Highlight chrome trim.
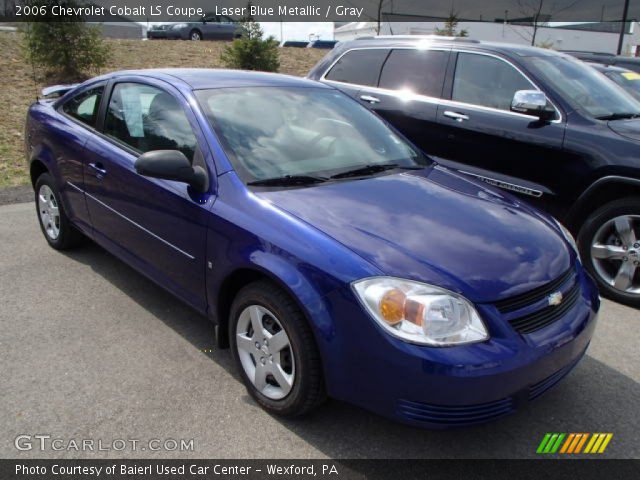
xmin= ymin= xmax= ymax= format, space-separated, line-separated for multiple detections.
xmin=458 ymin=170 xmax=543 ymax=198
xmin=67 ymin=181 xmax=195 ymax=260
xmin=320 ymin=45 xmax=563 ymax=124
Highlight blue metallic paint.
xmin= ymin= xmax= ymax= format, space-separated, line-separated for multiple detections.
xmin=26 ymin=69 xmax=599 ymax=427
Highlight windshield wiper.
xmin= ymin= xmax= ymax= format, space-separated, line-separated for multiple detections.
xmin=247 ymin=175 xmax=327 ymax=187
xmin=595 ymin=112 xmax=640 ymax=120
xmin=329 ymin=163 xmax=422 ymax=180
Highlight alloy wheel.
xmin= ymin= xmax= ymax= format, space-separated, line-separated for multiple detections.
xmin=590 ymin=215 xmax=640 ymax=295
xmin=38 ymin=185 xmax=60 ymax=240
xmin=235 ymin=305 xmax=295 ymax=400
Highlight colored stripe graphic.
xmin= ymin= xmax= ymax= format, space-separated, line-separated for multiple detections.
xmin=538 ymin=433 xmax=613 ymax=454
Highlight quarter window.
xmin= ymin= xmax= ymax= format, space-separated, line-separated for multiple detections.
xmin=452 ymin=53 xmax=533 ymax=111
xmin=379 ymin=49 xmax=448 ymax=97
xmin=61 ymin=87 xmax=103 ymax=127
xmin=103 ymin=83 xmax=197 ymax=161
xmin=325 ymin=49 xmax=389 ymax=87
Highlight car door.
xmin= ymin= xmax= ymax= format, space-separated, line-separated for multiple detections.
xmin=201 ymin=15 xmax=223 ymax=39
xmin=356 ymin=47 xmax=452 ymax=159
xmin=53 ymin=83 xmax=106 ymax=232
xmin=435 ymin=51 xmax=566 ymax=211
xmin=83 ymin=79 xmax=213 ymax=312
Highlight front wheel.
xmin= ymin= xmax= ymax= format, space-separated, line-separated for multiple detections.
xmin=35 ymin=173 xmax=84 ymax=250
xmin=189 ymin=30 xmax=202 ymax=41
xmin=229 ymin=280 xmax=326 ymax=417
xmin=578 ymin=197 xmax=640 ymax=307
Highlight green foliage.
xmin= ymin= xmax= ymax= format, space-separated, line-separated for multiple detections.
xmin=23 ymin=0 xmax=110 ymax=82
xmin=221 ymin=20 xmax=280 ymax=72
xmin=434 ymin=13 xmax=469 ymax=38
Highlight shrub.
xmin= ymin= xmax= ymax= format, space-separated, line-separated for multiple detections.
xmin=23 ymin=0 xmax=110 ymax=82
xmin=221 ymin=21 xmax=280 ymax=72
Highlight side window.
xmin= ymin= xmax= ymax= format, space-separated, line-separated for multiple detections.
xmin=379 ymin=49 xmax=448 ymax=97
xmin=104 ymin=83 xmax=197 ymax=161
xmin=452 ymin=53 xmax=533 ymax=111
xmin=61 ymin=87 xmax=103 ymax=127
xmin=325 ymin=49 xmax=389 ymax=87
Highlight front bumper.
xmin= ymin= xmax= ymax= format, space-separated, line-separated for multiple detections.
xmin=320 ymin=266 xmax=599 ymax=428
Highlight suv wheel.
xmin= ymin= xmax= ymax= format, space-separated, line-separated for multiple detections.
xmin=190 ymin=30 xmax=202 ymax=41
xmin=35 ymin=173 xmax=84 ymax=250
xmin=229 ymin=280 xmax=326 ymax=416
xmin=578 ymin=197 xmax=640 ymax=307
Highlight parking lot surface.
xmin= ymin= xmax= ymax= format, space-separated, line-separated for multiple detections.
xmin=1 ymin=201 xmax=639 ymax=459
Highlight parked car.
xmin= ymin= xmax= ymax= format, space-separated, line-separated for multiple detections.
xmin=166 ymin=14 xmax=241 ymax=41
xmin=309 ymin=36 xmax=640 ymax=307
xmin=26 ymin=69 xmax=598 ymax=427
xmin=146 ymin=24 xmax=170 ymax=40
xmin=281 ymin=40 xmax=308 ymax=48
xmin=564 ymin=50 xmax=640 ymax=73
xmin=307 ymin=40 xmax=338 ymax=49
xmin=590 ymin=63 xmax=640 ymax=101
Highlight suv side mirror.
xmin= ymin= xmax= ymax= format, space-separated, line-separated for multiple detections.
xmin=135 ymin=150 xmax=208 ymax=192
xmin=511 ymin=90 xmax=555 ymax=121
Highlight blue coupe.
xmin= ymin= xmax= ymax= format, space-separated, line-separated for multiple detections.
xmin=25 ymin=69 xmax=599 ymax=427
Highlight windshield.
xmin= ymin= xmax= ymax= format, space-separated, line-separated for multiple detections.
xmin=527 ymin=55 xmax=640 ymax=119
xmin=605 ymin=70 xmax=640 ymax=102
xmin=195 ymin=87 xmax=429 ymax=184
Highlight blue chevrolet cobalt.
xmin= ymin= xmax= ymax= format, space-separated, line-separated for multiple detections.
xmin=26 ymin=69 xmax=599 ymax=427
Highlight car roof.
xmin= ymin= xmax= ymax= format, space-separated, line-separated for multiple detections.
xmin=341 ymin=36 xmax=566 ymax=58
xmin=95 ymin=68 xmax=331 ymax=90
xmin=589 ymin=63 xmax=631 ymax=73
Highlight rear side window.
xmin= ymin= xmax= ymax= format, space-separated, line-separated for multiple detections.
xmin=452 ymin=53 xmax=532 ymax=111
xmin=379 ymin=49 xmax=448 ymax=97
xmin=103 ymin=83 xmax=197 ymax=161
xmin=325 ymin=49 xmax=388 ymax=86
xmin=61 ymin=87 xmax=103 ymax=127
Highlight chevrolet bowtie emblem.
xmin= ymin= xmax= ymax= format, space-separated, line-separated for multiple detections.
xmin=548 ymin=291 xmax=564 ymax=306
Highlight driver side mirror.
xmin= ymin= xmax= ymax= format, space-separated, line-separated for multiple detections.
xmin=135 ymin=150 xmax=208 ymax=193
xmin=511 ymin=90 xmax=556 ymax=121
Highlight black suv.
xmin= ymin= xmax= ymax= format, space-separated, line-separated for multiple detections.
xmin=309 ymin=36 xmax=640 ymax=307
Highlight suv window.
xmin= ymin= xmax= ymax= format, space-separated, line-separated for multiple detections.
xmin=452 ymin=53 xmax=533 ymax=111
xmin=61 ymin=86 xmax=103 ymax=127
xmin=104 ymin=83 xmax=197 ymax=161
xmin=325 ymin=49 xmax=388 ymax=87
xmin=379 ymin=49 xmax=448 ymax=97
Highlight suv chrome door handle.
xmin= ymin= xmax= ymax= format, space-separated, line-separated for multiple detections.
xmin=88 ymin=162 xmax=107 ymax=178
xmin=443 ymin=111 xmax=470 ymax=122
xmin=360 ymin=95 xmax=381 ymax=104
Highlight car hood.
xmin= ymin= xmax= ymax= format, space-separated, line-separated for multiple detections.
xmin=257 ymin=167 xmax=572 ymax=303
xmin=607 ymin=118 xmax=640 ymax=141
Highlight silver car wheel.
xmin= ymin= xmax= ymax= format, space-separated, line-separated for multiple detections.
xmin=591 ymin=215 xmax=640 ymax=294
xmin=38 ymin=185 xmax=60 ymax=240
xmin=190 ymin=32 xmax=201 ymax=41
xmin=235 ymin=305 xmax=295 ymax=400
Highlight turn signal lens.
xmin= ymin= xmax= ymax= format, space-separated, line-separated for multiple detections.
xmin=380 ymin=289 xmax=405 ymax=324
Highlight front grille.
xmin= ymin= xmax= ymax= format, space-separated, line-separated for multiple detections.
xmin=397 ymin=397 xmax=514 ymax=426
xmin=494 ymin=268 xmax=574 ymax=313
xmin=509 ymin=282 xmax=581 ymax=334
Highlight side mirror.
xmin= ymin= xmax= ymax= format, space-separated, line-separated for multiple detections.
xmin=511 ymin=90 xmax=556 ymax=121
xmin=135 ymin=150 xmax=208 ymax=192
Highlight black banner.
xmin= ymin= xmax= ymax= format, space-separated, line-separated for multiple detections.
xmin=2 ymin=459 xmax=640 ymax=480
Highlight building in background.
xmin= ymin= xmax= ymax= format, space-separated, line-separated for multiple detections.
xmin=335 ymin=21 xmax=640 ymax=56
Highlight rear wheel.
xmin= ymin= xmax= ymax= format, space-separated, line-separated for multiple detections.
xmin=578 ymin=197 xmax=640 ymax=307
xmin=35 ymin=173 xmax=84 ymax=250
xmin=229 ymin=280 xmax=326 ymax=416
xmin=189 ymin=29 xmax=202 ymax=41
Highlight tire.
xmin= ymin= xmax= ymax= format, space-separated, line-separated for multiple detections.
xmin=229 ymin=280 xmax=326 ymax=416
xmin=189 ymin=30 xmax=202 ymax=41
xmin=577 ymin=197 xmax=640 ymax=308
xmin=35 ymin=173 xmax=84 ymax=250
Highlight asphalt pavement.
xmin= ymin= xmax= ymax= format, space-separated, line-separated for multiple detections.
xmin=1 ymin=201 xmax=638 ymax=459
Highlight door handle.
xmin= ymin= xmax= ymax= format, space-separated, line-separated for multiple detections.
xmin=443 ymin=111 xmax=470 ymax=122
xmin=360 ymin=95 xmax=381 ymax=104
xmin=88 ymin=162 xmax=107 ymax=178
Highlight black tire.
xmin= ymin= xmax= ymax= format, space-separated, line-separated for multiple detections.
xmin=229 ymin=280 xmax=326 ymax=417
xmin=577 ymin=197 xmax=640 ymax=308
xmin=34 ymin=173 xmax=85 ymax=250
xmin=189 ymin=29 xmax=202 ymax=41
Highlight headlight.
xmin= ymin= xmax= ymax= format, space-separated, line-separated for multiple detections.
xmin=352 ymin=277 xmax=488 ymax=346
xmin=172 ymin=23 xmax=188 ymax=29
xmin=553 ymin=218 xmax=579 ymax=256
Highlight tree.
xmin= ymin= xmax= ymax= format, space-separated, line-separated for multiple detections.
xmin=434 ymin=12 xmax=469 ymax=37
xmin=513 ymin=0 xmax=579 ymax=46
xmin=221 ymin=16 xmax=279 ymax=72
xmin=23 ymin=0 xmax=110 ymax=81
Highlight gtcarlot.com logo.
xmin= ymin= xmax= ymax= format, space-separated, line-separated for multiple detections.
xmin=536 ymin=433 xmax=613 ymax=454
xmin=14 ymin=435 xmax=194 ymax=452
